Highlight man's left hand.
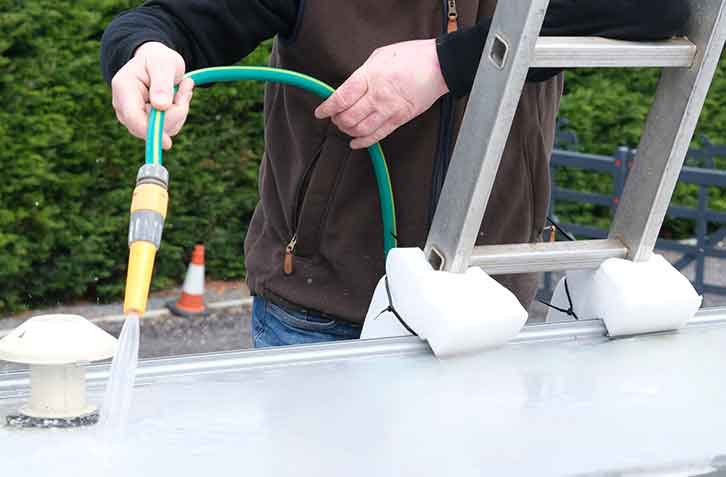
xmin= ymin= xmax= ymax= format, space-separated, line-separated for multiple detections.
xmin=315 ymin=39 xmax=449 ymax=149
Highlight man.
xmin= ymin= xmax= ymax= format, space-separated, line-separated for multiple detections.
xmin=102 ymin=1 xmax=689 ymax=347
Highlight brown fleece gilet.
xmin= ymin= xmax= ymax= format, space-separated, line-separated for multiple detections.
xmin=244 ymin=0 xmax=564 ymax=323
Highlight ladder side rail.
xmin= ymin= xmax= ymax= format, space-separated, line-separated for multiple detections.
xmin=424 ymin=0 xmax=551 ymax=273
xmin=609 ymin=0 xmax=726 ymax=262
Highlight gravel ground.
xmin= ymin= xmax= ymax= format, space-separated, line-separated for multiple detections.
xmin=0 ymin=281 xmax=253 ymax=372
xmin=100 ymin=301 xmax=253 ymax=358
xmin=2 ymin=249 xmax=725 ymax=372
xmin=0 ymin=304 xmax=253 ymax=372
xmin=0 ymin=280 xmax=249 ymax=328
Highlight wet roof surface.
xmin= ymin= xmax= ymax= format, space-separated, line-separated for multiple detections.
xmin=2 ymin=322 xmax=726 ymax=476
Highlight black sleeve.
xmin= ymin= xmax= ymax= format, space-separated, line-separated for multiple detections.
xmin=100 ymin=0 xmax=299 ymax=83
xmin=437 ymin=0 xmax=691 ymax=98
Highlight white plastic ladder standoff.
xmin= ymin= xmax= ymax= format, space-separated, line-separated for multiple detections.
xmin=423 ymin=0 xmax=726 ymax=336
xmin=544 ymin=255 xmax=703 ymax=335
xmin=361 ymin=248 xmax=528 ymax=357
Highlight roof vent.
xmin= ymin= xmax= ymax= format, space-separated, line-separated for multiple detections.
xmin=0 ymin=314 xmax=117 ymax=428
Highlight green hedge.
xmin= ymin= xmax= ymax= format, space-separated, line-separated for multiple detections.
xmin=1 ymin=0 xmax=266 ymax=312
xmin=556 ymin=66 xmax=726 ymax=236
xmin=1 ymin=0 xmax=725 ymax=313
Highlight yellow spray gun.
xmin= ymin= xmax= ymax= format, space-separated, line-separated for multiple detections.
xmin=123 ymin=164 xmax=169 ymax=315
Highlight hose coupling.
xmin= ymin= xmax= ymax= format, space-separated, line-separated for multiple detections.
xmin=123 ymin=164 xmax=170 ymax=314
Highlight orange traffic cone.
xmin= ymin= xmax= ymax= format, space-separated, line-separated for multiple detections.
xmin=167 ymin=244 xmax=209 ymax=317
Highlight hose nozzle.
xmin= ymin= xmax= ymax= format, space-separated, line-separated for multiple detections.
xmin=123 ymin=164 xmax=169 ymax=315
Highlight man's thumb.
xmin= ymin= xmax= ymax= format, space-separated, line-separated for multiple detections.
xmin=145 ymin=47 xmax=185 ymax=110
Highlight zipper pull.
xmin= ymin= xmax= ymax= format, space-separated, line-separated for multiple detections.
xmin=284 ymin=234 xmax=297 ymax=275
xmin=447 ymin=0 xmax=458 ymax=33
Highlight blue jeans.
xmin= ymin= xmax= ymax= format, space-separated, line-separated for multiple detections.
xmin=251 ymin=296 xmax=362 ymax=348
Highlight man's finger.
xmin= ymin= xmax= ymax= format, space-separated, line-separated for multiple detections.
xmin=315 ymin=71 xmax=368 ymax=119
xmin=346 ymin=111 xmax=387 ymax=138
xmin=118 ymin=104 xmax=148 ymax=139
xmin=121 ymin=110 xmax=148 ymax=141
xmin=162 ymin=133 xmax=173 ymax=150
xmin=146 ymin=54 xmax=183 ymax=111
xmin=164 ymin=80 xmax=194 ymax=136
xmin=116 ymin=108 xmax=143 ymax=141
xmin=331 ymin=94 xmax=376 ymax=130
xmin=350 ymin=120 xmax=400 ymax=150
xmin=177 ymin=77 xmax=195 ymax=96
xmin=113 ymin=80 xmax=149 ymax=139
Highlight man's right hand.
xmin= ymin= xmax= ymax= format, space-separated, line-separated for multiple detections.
xmin=111 ymin=42 xmax=194 ymax=150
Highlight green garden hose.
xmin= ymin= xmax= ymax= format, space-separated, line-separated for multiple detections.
xmin=145 ymin=66 xmax=398 ymax=255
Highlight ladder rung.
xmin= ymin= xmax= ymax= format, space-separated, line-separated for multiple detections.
xmin=469 ymin=239 xmax=628 ymax=275
xmin=532 ymin=37 xmax=697 ymax=68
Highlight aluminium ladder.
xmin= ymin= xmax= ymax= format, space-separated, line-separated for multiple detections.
xmin=424 ymin=0 xmax=726 ymax=277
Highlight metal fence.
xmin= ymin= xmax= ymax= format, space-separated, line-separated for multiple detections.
xmin=544 ymin=134 xmax=726 ymax=296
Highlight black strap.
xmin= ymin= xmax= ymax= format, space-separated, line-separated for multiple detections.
xmin=538 ymin=278 xmax=580 ymax=321
xmin=374 ymin=276 xmax=419 ymax=337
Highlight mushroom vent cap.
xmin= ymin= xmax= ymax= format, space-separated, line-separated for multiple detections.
xmin=0 ymin=314 xmax=117 ymax=365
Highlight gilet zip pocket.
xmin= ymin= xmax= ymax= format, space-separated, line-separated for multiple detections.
xmin=284 ymin=234 xmax=297 ymax=275
xmin=283 ymin=132 xmax=351 ymax=275
xmin=284 ymin=140 xmax=323 ymax=276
